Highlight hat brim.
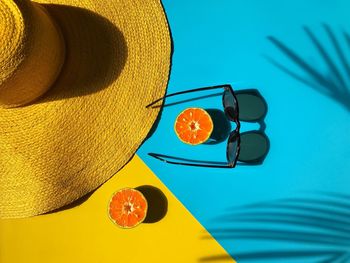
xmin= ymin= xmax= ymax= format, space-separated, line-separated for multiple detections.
xmin=0 ymin=0 xmax=171 ymax=218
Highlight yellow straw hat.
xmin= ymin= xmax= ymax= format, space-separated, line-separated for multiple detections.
xmin=0 ymin=0 xmax=171 ymax=218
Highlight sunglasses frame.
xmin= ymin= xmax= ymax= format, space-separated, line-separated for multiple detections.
xmin=146 ymin=84 xmax=242 ymax=168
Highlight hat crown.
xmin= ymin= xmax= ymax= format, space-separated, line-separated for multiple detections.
xmin=0 ymin=0 xmax=65 ymax=108
xmin=0 ymin=0 xmax=28 ymax=86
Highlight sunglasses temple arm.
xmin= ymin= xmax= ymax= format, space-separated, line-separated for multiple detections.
xmin=145 ymin=84 xmax=232 ymax=108
xmin=148 ymin=153 xmax=232 ymax=168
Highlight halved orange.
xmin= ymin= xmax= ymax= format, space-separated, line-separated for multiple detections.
xmin=174 ymin=107 xmax=213 ymax=145
xmin=108 ymin=188 xmax=148 ymax=229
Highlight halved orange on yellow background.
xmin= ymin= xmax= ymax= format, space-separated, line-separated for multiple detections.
xmin=108 ymin=188 xmax=148 ymax=229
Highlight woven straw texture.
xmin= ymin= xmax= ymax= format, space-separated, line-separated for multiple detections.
xmin=0 ymin=0 xmax=171 ymax=218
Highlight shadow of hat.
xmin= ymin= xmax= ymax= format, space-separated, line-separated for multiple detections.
xmin=38 ymin=4 xmax=127 ymax=103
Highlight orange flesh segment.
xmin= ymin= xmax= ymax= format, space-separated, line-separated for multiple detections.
xmin=174 ymin=108 xmax=213 ymax=145
xmin=108 ymin=188 xmax=148 ymax=228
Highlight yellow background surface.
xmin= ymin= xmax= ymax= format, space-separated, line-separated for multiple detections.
xmin=0 ymin=156 xmax=234 ymax=263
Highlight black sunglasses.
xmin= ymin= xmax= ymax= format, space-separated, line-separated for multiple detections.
xmin=146 ymin=84 xmax=268 ymax=168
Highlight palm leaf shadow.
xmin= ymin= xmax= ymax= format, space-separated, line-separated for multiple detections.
xmin=266 ymin=24 xmax=350 ymax=111
xmin=200 ymin=193 xmax=350 ymax=262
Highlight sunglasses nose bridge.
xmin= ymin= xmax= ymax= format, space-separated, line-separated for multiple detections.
xmin=235 ymin=119 xmax=241 ymax=131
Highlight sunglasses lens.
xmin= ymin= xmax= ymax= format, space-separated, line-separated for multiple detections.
xmin=238 ymin=132 xmax=269 ymax=163
xmin=223 ymin=89 xmax=238 ymax=120
xmin=227 ymin=132 xmax=239 ymax=165
xmin=236 ymin=92 xmax=267 ymax=121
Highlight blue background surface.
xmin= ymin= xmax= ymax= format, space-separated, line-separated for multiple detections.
xmin=138 ymin=0 xmax=350 ymax=262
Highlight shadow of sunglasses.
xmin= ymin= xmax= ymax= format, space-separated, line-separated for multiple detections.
xmin=235 ymin=89 xmax=268 ymax=122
